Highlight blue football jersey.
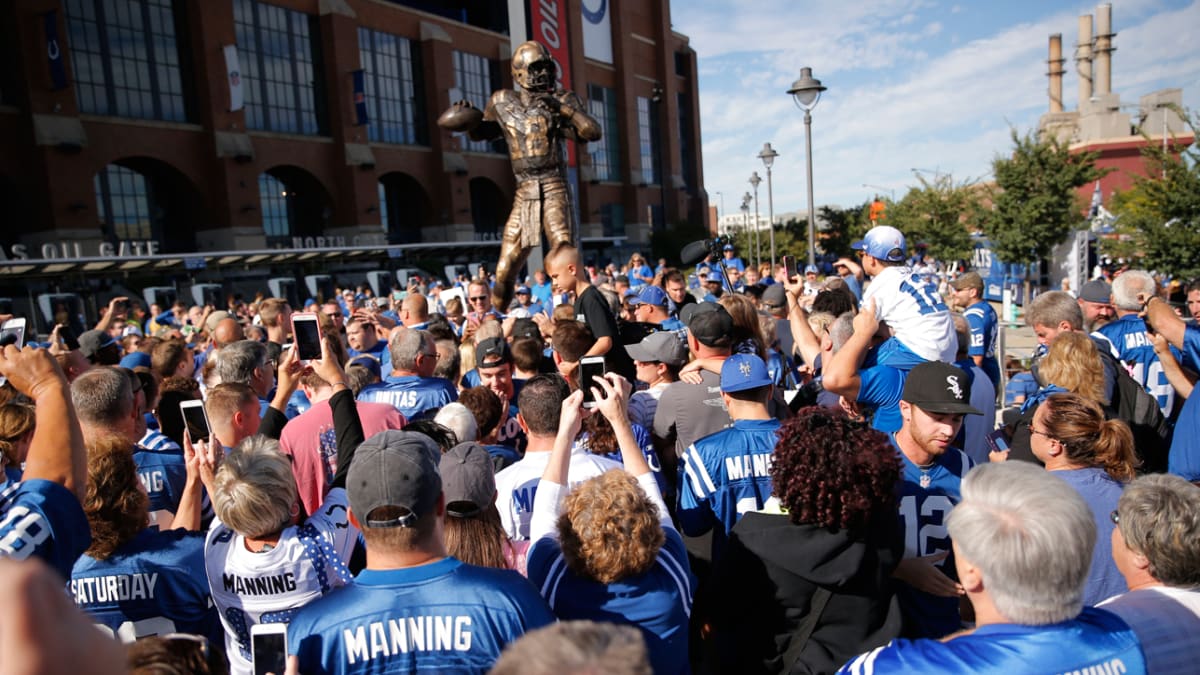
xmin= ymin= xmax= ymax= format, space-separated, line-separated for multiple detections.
xmin=71 ymin=528 xmax=221 ymax=644
xmin=0 ymin=479 xmax=90 ymax=580
xmin=357 ymin=376 xmax=457 ymax=421
xmin=287 ymin=558 xmax=555 ymax=674
xmin=1169 ymin=326 xmax=1200 ymax=480
xmin=1096 ymin=315 xmax=1181 ymax=415
xmin=679 ymin=419 xmax=781 ymax=560
xmin=493 ymin=403 xmax=527 ymax=452
xmin=891 ymin=434 xmax=974 ymax=638
xmin=132 ymin=443 xmax=188 ymax=529
xmin=858 ymin=365 xmax=905 ymax=433
xmin=839 ymin=607 xmax=1146 ymax=675
xmin=583 ymin=422 xmax=671 ymax=505
xmin=964 ymin=300 xmax=1001 ymax=388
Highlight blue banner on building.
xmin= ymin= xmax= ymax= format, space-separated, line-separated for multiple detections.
xmin=352 ymin=69 xmax=368 ymax=126
xmin=45 ymin=11 xmax=67 ymax=91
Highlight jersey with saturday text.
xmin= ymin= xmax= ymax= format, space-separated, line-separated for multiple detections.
xmin=205 ymin=488 xmax=358 ymax=675
xmin=71 ymin=528 xmax=221 ymax=645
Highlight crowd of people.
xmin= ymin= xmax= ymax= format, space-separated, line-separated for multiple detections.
xmin=1 ymin=228 xmax=1198 ymax=674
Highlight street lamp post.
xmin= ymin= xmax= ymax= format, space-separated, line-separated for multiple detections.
xmin=749 ymin=172 xmax=762 ymax=271
xmin=758 ymin=142 xmax=779 ymax=268
xmin=740 ymin=197 xmax=750 ymax=252
xmin=715 ymin=190 xmax=724 ymax=232
xmin=788 ymin=67 xmax=826 ymax=268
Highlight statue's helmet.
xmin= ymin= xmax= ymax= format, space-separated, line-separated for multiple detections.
xmin=512 ymin=41 xmax=555 ymax=92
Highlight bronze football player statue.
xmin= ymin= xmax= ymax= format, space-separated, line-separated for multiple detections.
xmin=438 ymin=41 xmax=601 ymax=311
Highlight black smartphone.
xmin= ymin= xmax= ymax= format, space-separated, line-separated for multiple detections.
xmin=58 ymin=323 xmax=80 ymax=351
xmin=580 ymin=356 xmax=606 ymax=408
xmin=781 ymin=255 xmax=797 ymax=279
xmin=292 ymin=313 xmax=321 ymax=361
xmin=986 ymin=428 xmax=1010 ymax=454
xmin=180 ymin=400 xmax=211 ymax=444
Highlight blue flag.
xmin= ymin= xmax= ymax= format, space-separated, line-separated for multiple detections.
xmin=352 ymin=69 xmax=368 ymax=126
xmin=45 ymin=11 xmax=67 ymax=91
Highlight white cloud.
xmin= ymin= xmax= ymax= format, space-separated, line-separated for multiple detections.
xmin=679 ymin=0 xmax=1200 ymax=215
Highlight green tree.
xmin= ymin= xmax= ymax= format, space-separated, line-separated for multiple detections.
xmin=1102 ymin=114 xmax=1200 ymax=278
xmin=886 ymin=174 xmax=978 ymax=264
xmin=981 ymin=129 xmax=1107 ymax=266
xmin=818 ymin=201 xmax=872 ymax=258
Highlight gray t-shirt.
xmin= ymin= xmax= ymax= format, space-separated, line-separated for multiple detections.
xmin=653 ymin=370 xmax=732 ymax=459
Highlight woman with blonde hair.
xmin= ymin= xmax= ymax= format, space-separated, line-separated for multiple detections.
xmin=1003 ymin=331 xmax=1107 ymax=464
xmin=1027 ymin=392 xmax=1136 ymax=604
xmin=527 ymin=375 xmax=693 ymax=675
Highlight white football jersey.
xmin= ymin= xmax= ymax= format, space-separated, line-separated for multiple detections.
xmin=204 ymin=488 xmax=358 ymax=675
xmin=864 ymin=266 xmax=957 ymax=363
xmin=494 ymin=448 xmax=621 ymax=541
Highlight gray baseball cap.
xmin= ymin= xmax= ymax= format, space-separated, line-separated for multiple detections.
xmin=439 ymin=442 xmax=496 ymax=518
xmin=347 ymin=431 xmax=442 ymax=528
xmin=625 ymin=331 xmax=688 ymax=367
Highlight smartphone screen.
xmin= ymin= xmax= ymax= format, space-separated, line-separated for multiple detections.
xmin=579 ymin=358 xmax=606 ymax=406
xmin=0 ymin=319 xmax=25 ymax=348
xmin=180 ymin=401 xmax=210 ymax=444
xmin=251 ymin=627 xmax=287 ymax=675
xmin=781 ymin=256 xmax=797 ymax=279
xmin=986 ymin=428 xmax=1010 ymax=454
xmin=292 ymin=313 xmax=321 ymax=360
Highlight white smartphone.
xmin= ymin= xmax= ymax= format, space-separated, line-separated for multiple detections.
xmin=0 ymin=318 xmax=26 ymax=388
xmin=0 ymin=318 xmax=25 ymax=349
xmin=250 ymin=622 xmax=287 ymax=675
xmin=579 ymin=356 xmax=607 ymax=409
xmin=179 ymin=400 xmax=211 ymax=444
xmin=291 ymin=312 xmax=321 ymax=361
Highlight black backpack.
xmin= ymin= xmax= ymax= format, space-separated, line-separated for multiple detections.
xmin=1100 ymin=350 xmax=1172 ymax=473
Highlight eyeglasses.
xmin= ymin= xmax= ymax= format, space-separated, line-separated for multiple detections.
xmin=469 ymin=296 xmax=488 ymax=303
xmin=1029 ymin=427 xmax=1054 ymax=440
xmin=1109 ymin=509 xmax=1121 ymax=525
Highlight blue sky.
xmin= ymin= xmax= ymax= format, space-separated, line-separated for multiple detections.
xmin=672 ymin=0 xmax=1200 ymax=218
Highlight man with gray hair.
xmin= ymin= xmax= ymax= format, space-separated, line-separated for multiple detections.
xmin=72 ymin=367 xmax=184 ymax=528
xmin=356 ymin=328 xmax=456 ymax=420
xmin=840 ymin=462 xmax=1147 ymax=674
xmin=215 ymin=339 xmax=275 ymax=410
xmin=1100 ymin=474 xmax=1200 ymax=672
xmin=1097 ymin=270 xmax=1182 ymax=416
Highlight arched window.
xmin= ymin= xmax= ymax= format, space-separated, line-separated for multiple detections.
xmin=259 ymin=173 xmax=293 ymax=244
xmin=95 ymin=164 xmax=152 ymax=241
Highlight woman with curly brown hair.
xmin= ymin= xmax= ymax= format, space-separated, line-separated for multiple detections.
xmin=712 ymin=406 xmax=904 ymax=674
xmin=526 ymin=374 xmax=694 ymax=675
xmin=69 ymin=435 xmax=221 ymax=644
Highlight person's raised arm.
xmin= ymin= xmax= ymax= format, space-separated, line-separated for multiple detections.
xmin=169 ymin=431 xmax=217 ymax=531
xmin=822 ymin=299 xmax=878 ymax=398
xmin=93 ymin=296 xmax=127 ymax=333
xmin=323 ymin=337 xmax=364 ymax=490
xmin=784 ymin=272 xmax=822 ymax=367
xmin=0 ymin=346 xmax=85 ymax=501
xmin=530 ymin=389 xmax=588 ymax=543
xmin=1153 ymin=333 xmax=1195 ymax=400
xmin=595 ymin=374 xmax=671 ymax=528
xmin=1143 ymin=295 xmax=1187 ymax=351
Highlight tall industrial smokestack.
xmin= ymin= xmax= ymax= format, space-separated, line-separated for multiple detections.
xmin=1094 ymin=3 xmax=1114 ymax=97
xmin=1048 ymin=34 xmax=1065 ymax=113
xmin=1077 ymin=14 xmax=1093 ymax=108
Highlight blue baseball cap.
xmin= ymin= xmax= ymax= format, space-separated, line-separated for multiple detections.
xmin=119 ymin=351 xmax=152 ymax=369
xmin=629 ymin=285 xmax=669 ymax=307
xmin=723 ymin=244 xmax=735 ymax=251
xmin=720 ymin=353 xmax=773 ymax=392
xmin=804 ymin=264 xmax=819 ymax=274
xmin=516 ymin=285 xmax=531 ymax=295
xmin=851 ymin=225 xmax=907 ymax=262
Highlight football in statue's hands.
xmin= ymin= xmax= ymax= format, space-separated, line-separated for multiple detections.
xmin=438 ymin=104 xmax=483 ymax=131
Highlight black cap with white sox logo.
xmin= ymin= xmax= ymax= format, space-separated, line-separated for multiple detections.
xmin=901 ymin=361 xmax=983 ymax=416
